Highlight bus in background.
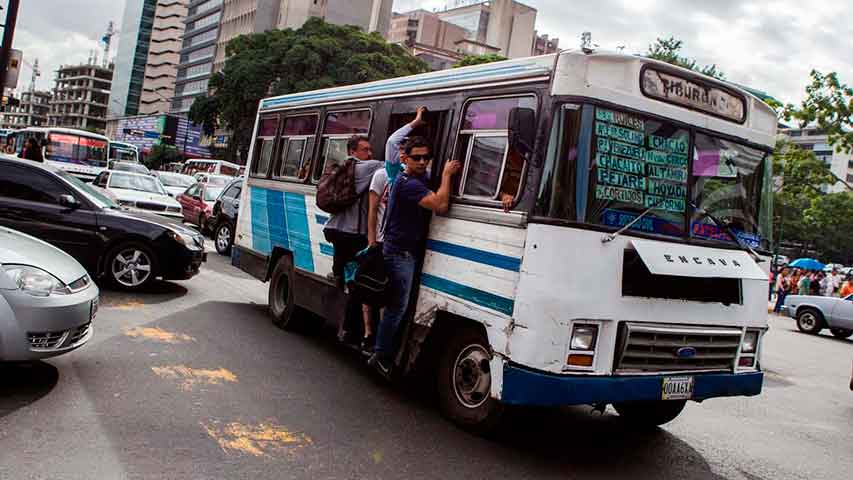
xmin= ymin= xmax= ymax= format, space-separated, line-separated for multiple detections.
xmin=232 ymin=50 xmax=776 ymax=432
xmin=108 ymin=141 xmax=140 ymax=163
xmin=182 ymin=158 xmax=241 ymax=177
xmin=9 ymin=127 xmax=109 ymax=181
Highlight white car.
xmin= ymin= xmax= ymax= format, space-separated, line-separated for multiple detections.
xmin=154 ymin=171 xmax=197 ymax=197
xmin=92 ymin=170 xmax=182 ymax=219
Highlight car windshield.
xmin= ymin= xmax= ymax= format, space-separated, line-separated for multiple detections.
xmin=159 ymin=173 xmax=195 ymax=188
xmin=109 ymin=172 xmax=166 ymax=195
xmin=205 ymin=176 xmax=230 ymax=186
xmin=113 ymin=162 xmax=150 ymax=175
xmin=54 ymin=169 xmax=118 ymax=209
xmin=203 ymin=187 xmax=223 ymax=201
xmin=535 ymin=104 xmax=774 ymax=251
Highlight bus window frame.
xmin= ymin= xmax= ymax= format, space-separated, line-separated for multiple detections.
xmin=450 ymin=93 xmax=539 ymax=209
xmin=250 ymin=114 xmax=281 ymax=179
xmin=271 ymin=112 xmax=320 ymax=183
xmin=310 ymin=107 xmax=373 ymax=184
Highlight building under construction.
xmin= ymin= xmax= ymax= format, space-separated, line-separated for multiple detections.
xmin=0 ymin=90 xmax=52 ymax=129
xmin=47 ymin=62 xmax=114 ymax=134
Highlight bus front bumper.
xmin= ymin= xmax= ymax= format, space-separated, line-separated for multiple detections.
xmin=500 ymin=364 xmax=763 ymax=406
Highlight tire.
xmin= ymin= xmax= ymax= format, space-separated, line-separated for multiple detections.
xmin=796 ymin=308 xmax=824 ymax=334
xmin=436 ymin=327 xmax=504 ymax=434
xmin=198 ymin=214 xmax=208 ymax=236
xmin=105 ymin=242 xmax=157 ymax=291
xmin=830 ymin=328 xmax=853 ymax=339
xmin=613 ymin=400 xmax=687 ymax=427
xmin=214 ymin=222 xmax=234 ymax=256
xmin=268 ymin=256 xmax=298 ymax=330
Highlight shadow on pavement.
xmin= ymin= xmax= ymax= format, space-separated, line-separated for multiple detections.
xmin=98 ymin=280 xmax=188 ymax=308
xmin=0 ymin=362 xmax=59 ymax=419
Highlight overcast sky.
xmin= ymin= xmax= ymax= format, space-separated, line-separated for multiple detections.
xmin=8 ymin=0 xmax=853 ymax=106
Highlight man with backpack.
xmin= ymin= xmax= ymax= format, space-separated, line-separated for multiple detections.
xmin=319 ymin=135 xmax=383 ymax=345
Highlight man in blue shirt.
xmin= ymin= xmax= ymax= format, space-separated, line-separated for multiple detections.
xmin=368 ymin=137 xmax=461 ymax=374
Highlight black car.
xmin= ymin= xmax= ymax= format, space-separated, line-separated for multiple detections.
xmin=210 ymin=177 xmax=242 ymax=256
xmin=0 ymin=156 xmax=206 ymax=291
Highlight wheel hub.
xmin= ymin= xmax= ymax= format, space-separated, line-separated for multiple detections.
xmin=453 ymin=344 xmax=491 ymax=409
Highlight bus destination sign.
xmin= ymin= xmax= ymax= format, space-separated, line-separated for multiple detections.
xmin=641 ymin=67 xmax=746 ymax=123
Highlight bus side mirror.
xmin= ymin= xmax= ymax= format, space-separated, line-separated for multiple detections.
xmin=508 ymin=107 xmax=536 ymax=158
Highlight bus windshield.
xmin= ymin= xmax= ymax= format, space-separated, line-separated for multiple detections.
xmin=46 ymin=133 xmax=108 ymax=167
xmin=110 ymin=146 xmax=138 ymax=163
xmin=536 ymin=104 xmax=773 ymax=251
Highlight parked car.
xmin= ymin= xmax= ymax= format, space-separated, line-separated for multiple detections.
xmin=93 ymin=170 xmax=183 ymax=219
xmin=0 ymin=155 xmax=206 ymax=291
xmin=193 ymin=173 xmax=232 ymax=186
xmin=108 ymin=161 xmax=151 ymax=176
xmin=782 ymin=294 xmax=853 ymax=338
xmin=154 ymin=171 xmax=197 ymax=197
xmin=211 ymin=178 xmax=242 ymax=255
xmin=0 ymin=226 xmax=98 ymax=361
xmin=178 ymin=182 xmax=224 ymax=234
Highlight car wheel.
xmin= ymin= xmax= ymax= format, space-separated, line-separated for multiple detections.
xmin=829 ymin=328 xmax=853 ymax=339
xmin=198 ymin=214 xmax=208 ymax=236
xmin=612 ymin=400 xmax=687 ymax=427
xmin=268 ymin=256 xmax=300 ymax=330
xmin=106 ymin=242 xmax=157 ymax=291
xmin=796 ymin=308 xmax=824 ymax=334
xmin=215 ymin=222 xmax=234 ymax=256
xmin=436 ymin=327 xmax=504 ymax=434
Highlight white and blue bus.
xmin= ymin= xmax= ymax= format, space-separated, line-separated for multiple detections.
xmin=9 ymin=127 xmax=110 ymax=181
xmin=231 ymin=50 xmax=776 ymax=431
xmin=108 ymin=141 xmax=141 ymax=164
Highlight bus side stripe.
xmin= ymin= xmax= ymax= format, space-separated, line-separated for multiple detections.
xmin=315 ymin=214 xmax=329 ymax=225
xmin=284 ymin=192 xmax=315 ymax=272
xmin=421 ymin=273 xmax=515 ymax=316
xmin=319 ymin=243 xmax=334 ymax=256
xmin=426 ymin=239 xmax=521 ymax=272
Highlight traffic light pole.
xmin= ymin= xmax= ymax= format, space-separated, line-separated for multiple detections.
xmin=0 ymin=0 xmax=21 ymax=89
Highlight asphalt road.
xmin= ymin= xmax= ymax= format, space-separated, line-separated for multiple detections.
xmin=1 ymin=250 xmax=850 ymax=480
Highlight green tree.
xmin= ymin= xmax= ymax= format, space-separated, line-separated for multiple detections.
xmin=804 ymin=192 xmax=853 ymax=264
xmin=783 ymin=70 xmax=853 ymax=155
xmin=143 ymin=144 xmax=181 ymax=171
xmin=646 ymin=37 xmax=724 ymax=79
xmin=453 ymin=54 xmax=508 ymax=68
xmin=189 ymin=18 xmax=428 ymax=162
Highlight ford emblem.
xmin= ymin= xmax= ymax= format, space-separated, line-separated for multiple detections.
xmin=676 ymin=347 xmax=697 ymax=358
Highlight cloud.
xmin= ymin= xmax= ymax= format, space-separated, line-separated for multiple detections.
xmin=392 ymin=0 xmax=853 ymax=105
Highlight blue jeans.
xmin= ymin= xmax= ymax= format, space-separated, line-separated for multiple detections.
xmin=773 ymin=289 xmax=787 ymax=313
xmin=374 ymin=250 xmax=416 ymax=361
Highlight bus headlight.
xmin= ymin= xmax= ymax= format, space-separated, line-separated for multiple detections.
xmin=741 ymin=329 xmax=759 ymax=354
xmin=570 ymin=324 xmax=598 ymax=351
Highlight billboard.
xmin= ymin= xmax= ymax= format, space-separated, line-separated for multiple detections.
xmin=112 ymin=114 xmax=211 ymax=158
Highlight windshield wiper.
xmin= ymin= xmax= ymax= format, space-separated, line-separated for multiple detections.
xmin=690 ymin=202 xmax=764 ymax=263
xmin=601 ymin=196 xmax=669 ymax=244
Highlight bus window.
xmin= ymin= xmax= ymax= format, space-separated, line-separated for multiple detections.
xmin=273 ymin=114 xmax=318 ymax=181
xmin=250 ymin=116 xmax=279 ymax=178
xmin=312 ymin=109 xmax=371 ymax=182
xmin=534 ymin=104 xmax=584 ymax=221
xmin=454 ymin=96 xmax=536 ymax=203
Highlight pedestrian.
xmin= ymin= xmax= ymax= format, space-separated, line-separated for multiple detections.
xmin=827 ymin=268 xmax=842 ymax=296
xmin=21 ymin=137 xmax=43 ymax=163
xmin=368 ymin=137 xmax=461 ymax=375
xmin=773 ymin=268 xmax=789 ymax=313
xmin=820 ymin=271 xmax=834 ymax=296
xmin=321 ymin=135 xmax=383 ymax=347
xmin=810 ymin=272 xmax=822 ymax=296
xmin=841 ymin=276 xmax=853 ymax=298
xmin=797 ymin=271 xmax=811 ymax=296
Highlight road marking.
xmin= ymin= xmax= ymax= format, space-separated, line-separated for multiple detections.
xmin=201 ymin=420 xmax=313 ymax=457
xmin=125 ymin=326 xmax=196 ymax=344
xmin=108 ymin=300 xmax=145 ymax=310
xmin=151 ymin=365 xmax=238 ymax=391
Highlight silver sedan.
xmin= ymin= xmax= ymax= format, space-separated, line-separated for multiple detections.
xmin=0 ymin=226 xmax=98 ymax=361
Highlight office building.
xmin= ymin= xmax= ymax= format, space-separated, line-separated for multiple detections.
xmin=532 ymin=33 xmax=559 ymax=56
xmin=140 ymin=0 xmax=189 ymax=115
xmin=0 ymin=90 xmax=52 ymax=129
xmin=781 ymin=126 xmax=853 ymax=193
xmin=437 ymin=0 xmax=537 ymax=59
xmin=171 ymin=0 xmax=224 ymax=113
xmin=110 ymin=0 xmax=158 ymax=117
xmin=48 ymin=63 xmax=114 ymax=134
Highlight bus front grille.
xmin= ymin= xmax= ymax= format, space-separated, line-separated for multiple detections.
xmin=614 ymin=322 xmax=741 ymax=373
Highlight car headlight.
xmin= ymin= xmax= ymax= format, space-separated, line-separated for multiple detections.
xmin=741 ymin=329 xmax=759 ymax=354
xmin=570 ymin=324 xmax=598 ymax=351
xmin=3 ymin=265 xmax=71 ymax=297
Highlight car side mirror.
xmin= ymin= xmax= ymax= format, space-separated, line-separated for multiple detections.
xmin=59 ymin=194 xmax=80 ymax=209
xmin=508 ymin=107 xmax=536 ymax=159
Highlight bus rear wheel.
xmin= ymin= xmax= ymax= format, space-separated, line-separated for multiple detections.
xmin=436 ymin=328 xmax=504 ymax=434
xmin=268 ymin=256 xmax=298 ymax=330
xmin=612 ymin=400 xmax=686 ymax=427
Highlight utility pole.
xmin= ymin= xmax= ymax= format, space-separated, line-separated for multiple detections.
xmin=0 ymin=0 xmax=20 ymax=89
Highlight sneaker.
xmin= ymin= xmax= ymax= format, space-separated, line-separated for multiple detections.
xmin=367 ymin=353 xmax=391 ymax=378
xmin=360 ymin=334 xmax=375 ymax=354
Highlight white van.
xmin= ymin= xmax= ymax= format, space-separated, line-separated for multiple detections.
xmin=182 ymin=159 xmax=241 ymax=177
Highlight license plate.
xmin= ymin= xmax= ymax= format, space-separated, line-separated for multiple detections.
xmin=662 ymin=376 xmax=694 ymax=400
xmin=90 ymin=297 xmax=99 ymax=320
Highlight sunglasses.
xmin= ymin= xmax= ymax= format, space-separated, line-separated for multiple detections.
xmin=407 ymin=154 xmax=432 ymax=162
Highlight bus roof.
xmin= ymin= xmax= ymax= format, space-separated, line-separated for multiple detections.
xmin=14 ymin=126 xmax=109 ymax=140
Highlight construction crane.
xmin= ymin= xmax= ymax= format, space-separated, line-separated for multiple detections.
xmin=101 ymin=21 xmax=115 ymax=68
xmin=20 ymin=57 xmax=39 ymax=92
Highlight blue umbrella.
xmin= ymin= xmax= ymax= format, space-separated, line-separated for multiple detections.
xmin=788 ymin=258 xmax=825 ymax=271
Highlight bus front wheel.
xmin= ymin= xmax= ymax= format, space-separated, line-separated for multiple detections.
xmin=436 ymin=328 xmax=504 ymax=434
xmin=612 ymin=400 xmax=686 ymax=427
